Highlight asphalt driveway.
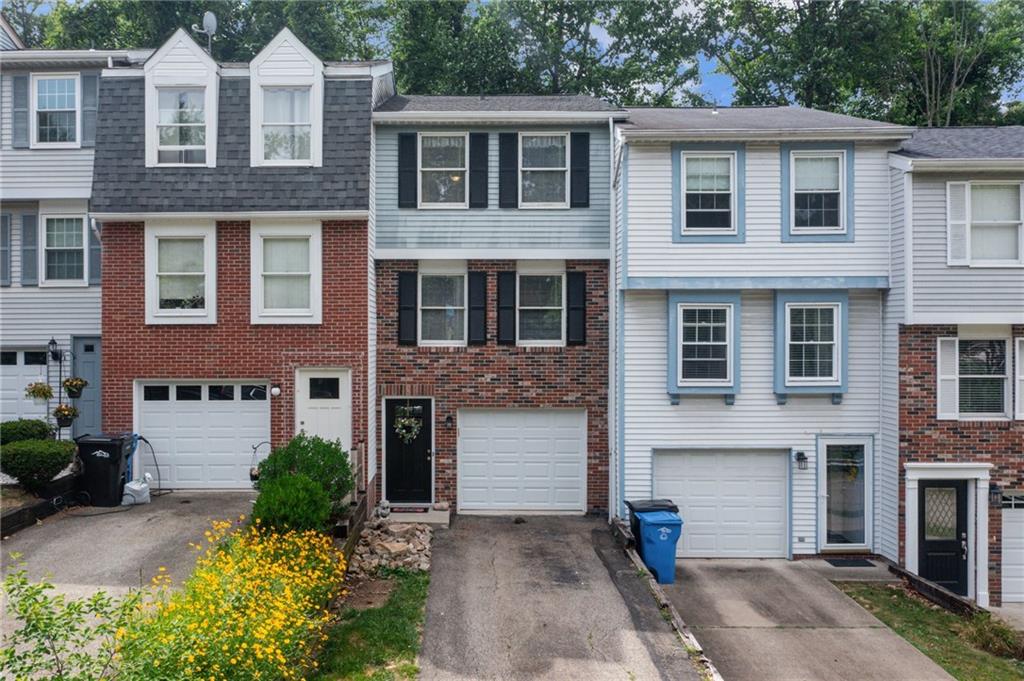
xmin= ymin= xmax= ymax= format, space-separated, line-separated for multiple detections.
xmin=1 ymin=491 xmax=254 ymax=601
xmin=664 ymin=559 xmax=953 ymax=681
xmin=419 ymin=515 xmax=700 ymax=681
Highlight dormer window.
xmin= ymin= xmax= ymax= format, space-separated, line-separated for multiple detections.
xmin=157 ymin=89 xmax=206 ymax=164
xmin=261 ymin=87 xmax=311 ymax=162
xmin=32 ymin=74 xmax=79 ymax=148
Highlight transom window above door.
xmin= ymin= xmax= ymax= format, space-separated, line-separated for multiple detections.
xmin=683 ymin=154 xmax=735 ymax=233
xmin=250 ymin=223 xmax=322 ymax=324
xmin=418 ymin=134 xmax=468 ymax=208
xmin=937 ymin=337 xmax=1010 ymax=419
xmin=41 ymin=216 xmax=86 ymax=284
xmin=157 ymin=88 xmax=206 ymax=165
xmin=419 ymin=272 xmax=466 ymax=345
xmin=33 ymin=74 xmax=78 ymax=147
xmin=792 ymin=152 xmax=844 ymax=232
xmin=262 ymin=87 xmax=312 ymax=162
xmin=520 ymin=133 xmax=569 ymax=208
xmin=517 ymin=272 xmax=565 ymax=345
xmin=144 ymin=222 xmax=217 ymax=324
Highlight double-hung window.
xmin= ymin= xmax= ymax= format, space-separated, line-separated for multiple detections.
xmin=418 ymin=271 xmax=467 ymax=345
xmin=418 ymin=133 xmax=467 ymax=208
xmin=145 ymin=223 xmax=216 ymax=324
xmin=786 ymin=303 xmax=840 ymax=385
xmin=683 ymin=154 xmax=735 ymax=233
xmin=947 ymin=182 xmax=1023 ymax=266
xmin=791 ymin=151 xmax=844 ymax=233
xmin=262 ymin=87 xmax=311 ymax=163
xmin=156 ymin=89 xmax=206 ymax=164
xmin=40 ymin=216 xmax=86 ymax=285
xmin=250 ymin=223 xmax=322 ymax=324
xmin=517 ymin=272 xmax=565 ymax=345
xmin=678 ymin=304 xmax=732 ymax=385
xmin=520 ymin=133 xmax=569 ymax=208
xmin=938 ymin=338 xmax=1010 ymax=419
xmin=32 ymin=74 xmax=79 ymax=147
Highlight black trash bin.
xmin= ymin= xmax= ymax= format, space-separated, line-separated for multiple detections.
xmin=624 ymin=499 xmax=679 ymax=558
xmin=76 ymin=433 xmax=133 ymax=507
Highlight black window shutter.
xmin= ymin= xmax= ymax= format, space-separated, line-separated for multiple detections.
xmin=566 ymin=271 xmax=586 ymax=345
xmin=12 ymin=75 xmax=29 ymax=149
xmin=397 ymin=271 xmax=418 ymax=345
xmin=88 ymin=220 xmax=101 ymax=285
xmin=469 ymin=133 xmax=489 ymax=208
xmin=81 ymin=73 xmax=99 ymax=148
xmin=0 ymin=214 xmax=11 ymax=287
xmin=468 ymin=271 xmax=487 ymax=344
xmin=21 ymin=214 xmax=38 ymax=286
xmin=397 ymin=133 xmax=418 ymax=208
xmin=498 ymin=133 xmax=518 ymax=208
xmin=570 ymin=132 xmax=590 ymax=208
xmin=497 ymin=271 xmax=516 ymax=344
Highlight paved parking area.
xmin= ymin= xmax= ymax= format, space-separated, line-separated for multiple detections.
xmin=419 ymin=515 xmax=700 ymax=681
xmin=664 ymin=559 xmax=952 ymax=681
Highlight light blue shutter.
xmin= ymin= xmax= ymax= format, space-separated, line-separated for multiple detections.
xmin=81 ymin=73 xmax=98 ymax=147
xmin=0 ymin=214 xmax=11 ymax=286
xmin=21 ymin=214 xmax=38 ymax=286
xmin=12 ymin=75 xmax=29 ymax=148
xmin=88 ymin=219 xmax=101 ymax=284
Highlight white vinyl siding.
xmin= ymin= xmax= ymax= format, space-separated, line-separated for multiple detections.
xmin=1017 ymin=338 xmax=1024 ymax=420
xmin=624 ymin=143 xmax=891 ymax=278
xmin=622 ymin=289 xmax=883 ymax=556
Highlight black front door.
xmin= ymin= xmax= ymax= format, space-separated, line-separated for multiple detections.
xmin=385 ymin=398 xmax=432 ymax=504
xmin=919 ymin=480 xmax=969 ymax=595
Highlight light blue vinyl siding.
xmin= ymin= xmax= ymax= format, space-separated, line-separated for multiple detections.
xmin=374 ymin=124 xmax=611 ymax=251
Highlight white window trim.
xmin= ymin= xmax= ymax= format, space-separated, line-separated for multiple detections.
xmin=30 ymin=73 xmax=81 ymax=150
xmin=518 ymin=131 xmax=570 ymax=209
xmin=151 ymin=87 xmax=210 ymax=167
xmin=417 ymin=132 xmax=469 ymax=210
xmin=249 ymin=30 xmax=323 ymax=168
xmin=516 ymin=269 xmax=566 ymax=347
xmin=1016 ymin=337 xmax=1024 ymax=420
xmin=940 ymin=336 xmax=1012 ymax=420
xmin=249 ymin=221 xmax=322 ymax=325
xmin=144 ymin=221 xmax=217 ymax=325
xmin=790 ymin=150 xmax=846 ymax=235
xmin=417 ymin=269 xmax=468 ymax=347
xmin=681 ymin=152 xmax=737 ymax=235
xmin=949 ymin=181 xmax=1024 ymax=268
xmin=784 ymin=302 xmax=841 ymax=386
xmin=38 ymin=214 xmax=88 ymax=287
xmin=817 ymin=435 xmax=873 ymax=552
xmin=677 ymin=303 xmax=733 ymax=387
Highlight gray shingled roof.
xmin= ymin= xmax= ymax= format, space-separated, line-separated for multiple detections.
xmin=623 ymin=106 xmax=903 ymax=131
xmin=896 ymin=126 xmax=1024 ymax=159
xmin=376 ymin=94 xmax=622 ymax=113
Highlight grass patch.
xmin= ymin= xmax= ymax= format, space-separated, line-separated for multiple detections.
xmin=837 ymin=582 xmax=1024 ymax=681
xmin=314 ymin=570 xmax=430 ymax=681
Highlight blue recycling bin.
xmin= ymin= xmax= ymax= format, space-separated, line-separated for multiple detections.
xmin=636 ymin=510 xmax=683 ymax=584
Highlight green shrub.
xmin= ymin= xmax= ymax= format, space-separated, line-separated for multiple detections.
xmin=256 ymin=433 xmax=354 ymax=512
xmin=0 ymin=439 xmax=75 ymax=493
xmin=963 ymin=612 xmax=1024 ymax=660
xmin=252 ymin=473 xmax=331 ymax=532
xmin=0 ymin=419 xmax=53 ymax=445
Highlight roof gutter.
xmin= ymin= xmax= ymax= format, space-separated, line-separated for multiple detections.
xmin=889 ymin=155 xmax=1024 ymax=172
xmin=620 ymin=127 xmax=915 ymax=142
xmin=91 ymin=210 xmax=370 ymax=222
xmin=374 ymin=110 xmax=628 ymax=123
xmin=0 ymin=49 xmax=139 ymax=65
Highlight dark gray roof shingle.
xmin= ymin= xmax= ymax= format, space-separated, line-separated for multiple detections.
xmin=376 ymin=94 xmax=621 ymax=113
xmin=896 ymin=126 xmax=1024 ymax=159
xmin=622 ymin=106 xmax=904 ymax=131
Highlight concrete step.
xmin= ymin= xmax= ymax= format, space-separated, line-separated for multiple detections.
xmin=387 ymin=508 xmax=450 ymax=528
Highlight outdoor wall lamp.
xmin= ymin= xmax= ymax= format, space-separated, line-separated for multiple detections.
xmin=445 ymin=415 xmax=454 ymax=428
xmin=990 ymin=483 xmax=1003 ymax=507
xmin=270 ymin=384 xmax=282 ymax=398
xmin=48 ymin=337 xmax=62 ymax=362
xmin=794 ymin=451 xmax=808 ymax=471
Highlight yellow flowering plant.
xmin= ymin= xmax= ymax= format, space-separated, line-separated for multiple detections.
xmin=120 ymin=519 xmax=346 ymax=680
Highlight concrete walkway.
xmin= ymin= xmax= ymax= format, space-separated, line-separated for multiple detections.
xmin=663 ymin=559 xmax=953 ymax=681
xmin=419 ymin=515 xmax=700 ymax=681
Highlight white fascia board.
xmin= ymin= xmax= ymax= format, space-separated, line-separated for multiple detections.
xmin=101 ymin=68 xmax=144 ymax=78
xmin=91 ymin=210 xmax=369 ymax=222
xmin=621 ymin=127 xmax=916 ymax=142
xmin=325 ymin=63 xmax=392 ymax=78
xmin=0 ymin=50 xmax=137 ymax=65
xmin=891 ymin=156 xmax=1024 ymax=172
xmin=376 ymin=248 xmax=610 ymax=260
xmin=373 ymin=111 xmax=626 ymax=123
xmin=914 ymin=311 xmax=1024 ymax=325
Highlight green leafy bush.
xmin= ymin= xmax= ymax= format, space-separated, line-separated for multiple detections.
xmin=0 ymin=439 xmax=75 ymax=493
xmin=253 ymin=473 xmax=331 ymax=532
xmin=0 ymin=418 xmax=53 ymax=445
xmin=963 ymin=612 xmax=1024 ymax=660
xmin=256 ymin=433 xmax=354 ymax=512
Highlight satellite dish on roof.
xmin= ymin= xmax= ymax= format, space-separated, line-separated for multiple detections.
xmin=191 ymin=11 xmax=217 ymax=55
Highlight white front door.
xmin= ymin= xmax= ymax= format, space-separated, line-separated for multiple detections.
xmin=1003 ymin=499 xmax=1024 ymax=603
xmin=295 ymin=368 xmax=351 ymax=450
xmin=654 ymin=450 xmax=788 ymax=558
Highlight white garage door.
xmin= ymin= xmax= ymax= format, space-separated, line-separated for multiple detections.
xmin=654 ymin=450 xmax=788 ymax=558
xmin=137 ymin=382 xmax=270 ymax=489
xmin=1 ymin=349 xmax=49 ymax=421
xmin=458 ymin=409 xmax=586 ymax=512
xmin=1003 ymin=503 xmax=1024 ymax=603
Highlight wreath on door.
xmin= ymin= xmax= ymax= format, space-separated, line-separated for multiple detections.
xmin=393 ymin=405 xmax=422 ymax=444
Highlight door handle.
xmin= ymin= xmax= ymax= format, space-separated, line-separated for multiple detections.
xmin=961 ymin=536 xmax=968 ymax=560
xmin=426 ymin=448 xmax=432 ymax=461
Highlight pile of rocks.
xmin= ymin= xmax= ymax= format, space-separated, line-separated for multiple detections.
xmin=347 ymin=519 xmax=432 ymax=578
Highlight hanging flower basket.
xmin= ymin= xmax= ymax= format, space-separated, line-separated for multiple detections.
xmin=53 ymin=404 xmax=78 ymax=428
xmin=63 ymin=377 xmax=88 ymax=399
xmin=25 ymin=382 xmax=53 ymax=406
xmin=393 ymin=405 xmax=423 ymax=445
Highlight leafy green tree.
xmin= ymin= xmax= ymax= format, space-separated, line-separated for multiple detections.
xmin=0 ymin=0 xmax=48 ymax=46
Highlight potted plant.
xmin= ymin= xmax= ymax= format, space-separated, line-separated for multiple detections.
xmin=62 ymin=377 xmax=88 ymax=399
xmin=25 ymin=382 xmax=53 ymax=406
xmin=53 ymin=404 xmax=78 ymax=428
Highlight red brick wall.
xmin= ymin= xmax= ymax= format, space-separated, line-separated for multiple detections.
xmin=376 ymin=260 xmax=609 ymax=513
xmin=898 ymin=324 xmax=1024 ymax=605
xmin=100 ymin=220 xmax=372 ymax=488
